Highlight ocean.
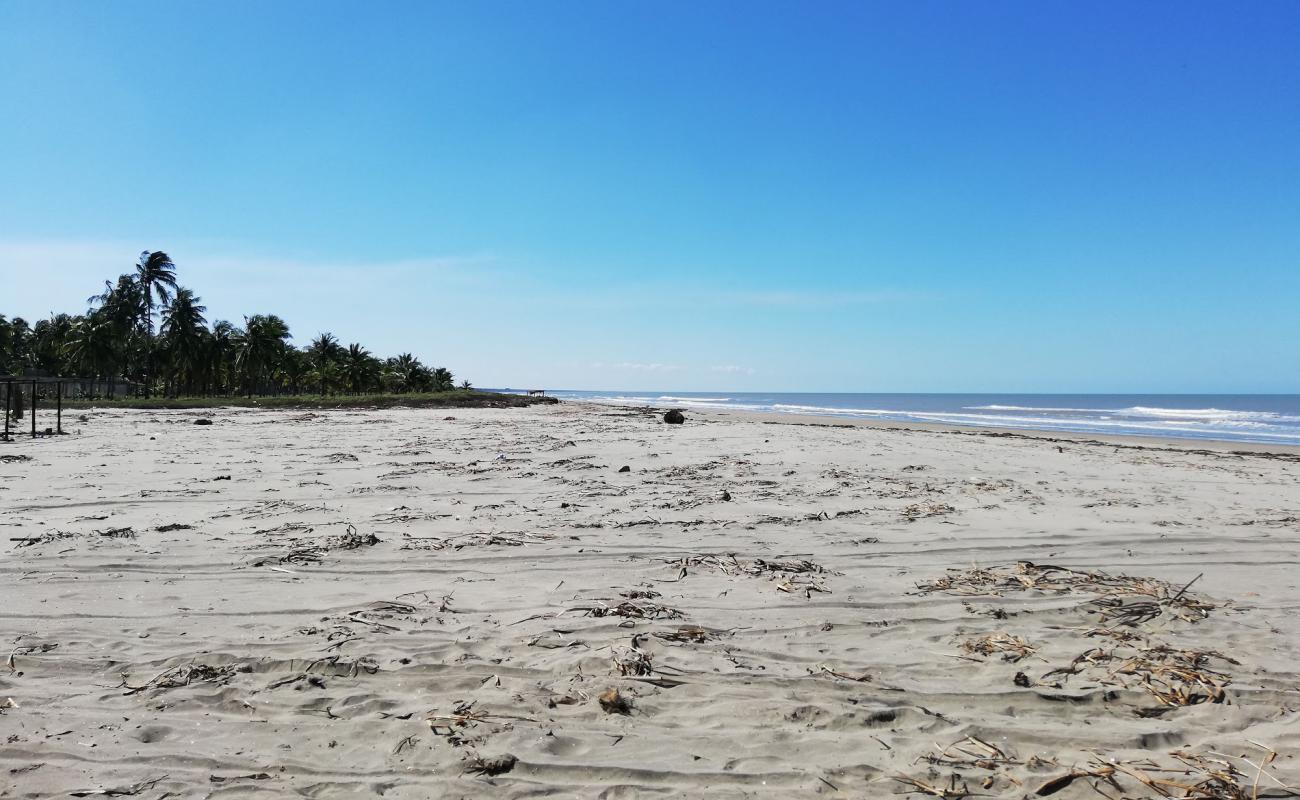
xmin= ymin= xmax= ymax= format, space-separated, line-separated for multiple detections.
xmin=523 ymin=392 xmax=1300 ymax=446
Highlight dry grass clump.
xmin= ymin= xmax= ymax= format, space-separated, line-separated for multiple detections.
xmin=323 ymin=523 xmax=379 ymax=550
xmin=612 ymin=637 xmax=655 ymax=676
xmin=902 ymin=501 xmax=957 ymax=521
xmin=416 ymin=531 xmax=555 ymax=551
xmin=426 ymin=701 xmax=535 ymax=747
xmin=898 ymin=742 xmax=1289 ymax=800
xmin=960 ymin=632 xmax=1036 ymax=663
xmin=661 ymin=554 xmax=839 ymax=596
xmin=654 ymin=625 xmax=719 ymax=644
xmin=568 ymin=597 xmax=683 ymax=620
xmin=916 ymin=561 xmax=1213 ymax=624
xmin=1043 ymin=644 xmax=1238 ymax=707
xmin=1032 ymin=748 xmax=1286 ymax=799
xmin=122 ymin=662 xmax=236 ymax=695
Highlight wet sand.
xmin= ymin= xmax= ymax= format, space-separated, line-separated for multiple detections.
xmin=3 ymin=403 xmax=1299 ymax=798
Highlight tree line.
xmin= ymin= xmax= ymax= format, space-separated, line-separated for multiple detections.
xmin=0 ymin=251 xmax=465 ymax=398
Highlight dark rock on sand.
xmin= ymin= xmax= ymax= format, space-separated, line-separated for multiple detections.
xmin=618 ymin=465 xmax=631 ymax=473
xmin=193 ymin=418 xmax=214 ymax=426
xmin=663 ymin=409 xmax=685 ymax=424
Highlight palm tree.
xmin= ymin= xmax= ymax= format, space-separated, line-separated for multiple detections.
xmin=65 ymin=312 xmax=121 ymax=397
xmin=341 ymin=343 xmax=379 ymax=394
xmin=205 ymin=320 xmax=238 ymax=396
xmin=233 ymin=314 xmax=291 ymax=396
xmin=276 ymin=347 xmax=310 ymax=395
xmin=386 ymin=353 xmax=426 ymax=393
xmin=134 ymin=251 xmax=178 ymax=397
xmin=432 ymin=367 xmax=455 ymax=392
xmin=306 ymin=333 xmax=344 ymax=395
xmin=135 ymin=251 xmax=178 ymax=334
xmin=160 ymin=288 xmax=207 ymax=396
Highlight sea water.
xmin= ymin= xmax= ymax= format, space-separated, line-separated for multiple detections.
xmin=524 ymin=392 xmax=1300 ymax=446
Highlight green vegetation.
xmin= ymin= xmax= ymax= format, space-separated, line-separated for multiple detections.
xmin=1 ymin=250 xmax=490 ymax=402
xmin=60 ymin=391 xmax=554 ymax=410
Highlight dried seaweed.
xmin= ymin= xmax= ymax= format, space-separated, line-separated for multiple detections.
xmin=960 ymin=632 xmax=1036 ymax=663
xmin=122 ymin=663 xmax=236 ymax=695
xmin=916 ymin=562 xmax=1214 ymax=624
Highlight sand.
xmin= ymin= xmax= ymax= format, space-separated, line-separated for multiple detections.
xmin=3 ymin=402 xmax=1299 ymax=798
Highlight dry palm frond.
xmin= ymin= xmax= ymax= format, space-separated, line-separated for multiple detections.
xmin=916 ymin=562 xmax=1214 ymax=625
xmin=1043 ymin=644 xmax=1237 ymax=707
xmin=122 ymin=663 xmax=236 ymax=695
xmin=568 ymin=598 xmax=683 ymax=620
xmin=920 ymin=735 xmax=1019 ymax=770
xmin=612 ymin=643 xmax=654 ymax=676
xmin=894 ymin=772 xmax=971 ymax=798
xmin=960 ymin=632 xmax=1036 ymax=663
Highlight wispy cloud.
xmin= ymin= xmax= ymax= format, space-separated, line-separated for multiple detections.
xmin=590 ymin=361 xmax=684 ymax=372
xmin=710 ymin=364 xmax=756 ymax=375
xmin=0 ymin=237 xmax=493 ymax=318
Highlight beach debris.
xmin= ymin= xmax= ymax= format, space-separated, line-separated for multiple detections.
xmin=915 ymin=562 xmax=1214 ymax=624
xmin=193 ymin=418 xmax=213 ymax=426
xmin=959 ymin=632 xmax=1036 ymax=663
xmin=653 ymin=625 xmax=721 ymax=644
xmin=7 ymin=641 xmax=58 ymax=674
xmin=902 ymin=502 xmax=957 ymax=521
xmin=323 ymin=523 xmax=379 ymax=550
xmin=1042 ymin=643 xmax=1237 ymax=707
xmin=403 ymin=531 xmax=555 ymax=551
xmin=426 ymin=701 xmax=535 ymax=746
xmin=208 ymin=773 xmax=272 ymax=784
xmin=464 ymin=752 xmax=518 ymax=776
xmin=568 ymin=597 xmax=683 ymax=620
xmin=618 ymin=465 xmax=631 ymax=473
xmin=661 ymin=553 xmax=838 ymax=594
xmin=894 ymin=772 xmax=971 ymax=798
xmin=12 ymin=530 xmax=76 ymax=547
xmin=598 ymin=687 xmax=632 ymax=714
xmin=97 ymin=526 xmax=135 ymax=539
xmin=612 ymin=636 xmax=655 ymax=676
xmin=663 ymin=409 xmax=685 ymax=424
xmin=70 ymin=776 xmax=168 ymax=797
xmin=921 ymin=735 xmax=1019 ymax=770
xmin=0 ymin=454 xmax=33 ymax=463
xmin=1029 ymin=748 xmax=1287 ymax=799
xmin=326 ymin=452 xmax=359 ymax=463
xmin=122 ymin=663 xmax=236 ymax=695
xmin=155 ymin=523 xmax=193 ymax=532
xmin=721 ymin=489 xmax=732 ymax=501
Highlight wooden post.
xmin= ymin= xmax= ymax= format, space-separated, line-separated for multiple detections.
xmin=31 ymin=380 xmax=38 ymax=438
xmin=3 ymin=382 xmax=9 ymax=441
xmin=57 ymin=381 xmax=63 ymax=434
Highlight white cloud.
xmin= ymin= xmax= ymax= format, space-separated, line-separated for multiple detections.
xmin=710 ymin=364 xmax=755 ymax=375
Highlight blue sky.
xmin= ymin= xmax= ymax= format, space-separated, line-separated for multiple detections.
xmin=2 ymin=1 xmax=1298 ymax=392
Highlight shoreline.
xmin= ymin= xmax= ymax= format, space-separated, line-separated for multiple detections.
xmin=562 ymin=399 xmax=1300 ymax=457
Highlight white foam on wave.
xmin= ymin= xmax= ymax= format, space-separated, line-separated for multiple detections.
xmin=772 ymin=403 xmax=899 ymax=416
xmin=558 ymin=392 xmax=1300 ymax=444
xmin=965 ymin=405 xmax=1114 ymax=413
xmin=1117 ymin=406 xmax=1300 ymax=422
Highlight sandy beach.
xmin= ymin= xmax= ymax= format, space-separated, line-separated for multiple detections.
xmin=4 ymin=402 xmax=1300 ymax=798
